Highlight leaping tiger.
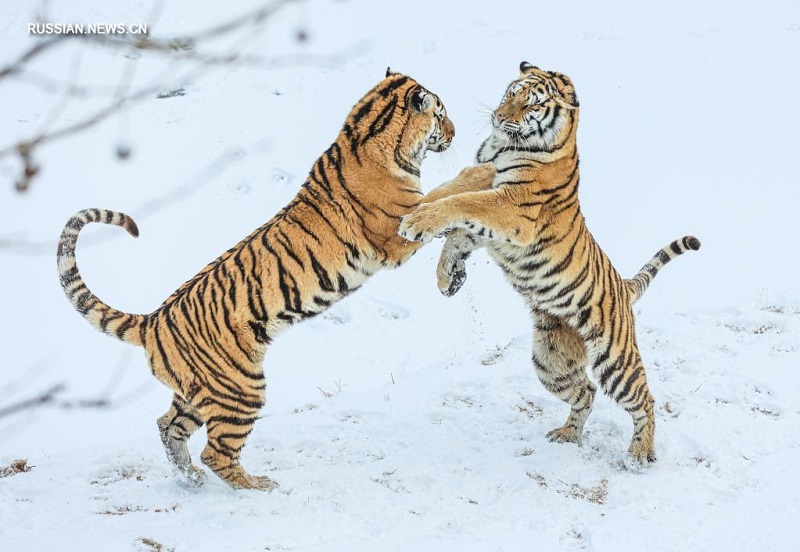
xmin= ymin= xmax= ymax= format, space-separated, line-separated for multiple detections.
xmin=398 ymin=62 xmax=700 ymax=464
xmin=58 ymin=69 xmax=468 ymax=490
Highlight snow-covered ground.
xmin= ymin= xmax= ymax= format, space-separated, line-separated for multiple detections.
xmin=1 ymin=1 xmax=799 ymax=550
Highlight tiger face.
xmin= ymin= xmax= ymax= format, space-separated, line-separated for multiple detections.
xmin=402 ymin=82 xmax=455 ymax=163
xmin=383 ymin=68 xmax=454 ymax=163
xmin=349 ymin=69 xmax=454 ymax=177
xmin=425 ymin=95 xmax=455 ymax=153
xmin=489 ymin=61 xmax=579 ymax=152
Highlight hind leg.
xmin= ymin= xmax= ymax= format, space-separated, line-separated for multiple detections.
xmin=532 ymin=311 xmax=595 ymax=444
xmin=157 ymin=395 xmax=208 ymax=487
xmin=197 ymin=399 xmax=277 ymax=491
xmin=589 ymin=335 xmax=656 ymax=463
xmin=200 ymin=413 xmax=277 ymax=491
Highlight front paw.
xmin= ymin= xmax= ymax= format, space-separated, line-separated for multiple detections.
xmin=398 ymin=204 xmax=451 ymax=244
xmin=437 ymin=255 xmax=467 ymax=297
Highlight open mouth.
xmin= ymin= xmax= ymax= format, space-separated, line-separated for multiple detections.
xmin=428 ymin=138 xmax=450 ymax=152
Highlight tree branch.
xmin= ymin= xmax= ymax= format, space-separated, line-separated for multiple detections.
xmin=0 ymin=0 xmax=364 ymax=193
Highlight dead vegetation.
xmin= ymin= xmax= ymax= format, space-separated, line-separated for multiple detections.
xmin=526 ymin=472 xmax=548 ymax=488
xmin=99 ymin=504 xmax=180 ymax=516
xmin=751 ymin=405 xmax=780 ymax=418
xmin=136 ymin=537 xmax=175 ymax=552
xmin=723 ymin=323 xmax=780 ymax=335
xmin=527 ymin=472 xmax=608 ymax=505
xmin=0 ymin=459 xmax=32 ymax=478
xmin=481 ymin=340 xmax=515 ymax=366
xmin=516 ymin=398 xmax=543 ymax=419
xmin=564 ymin=478 xmax=609 ymax=505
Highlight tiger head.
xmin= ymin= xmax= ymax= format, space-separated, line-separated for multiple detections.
xmin=489 ymin=62 xmax=579 ymax=153
xmin=343 ymin=69 xmax=455 ymax=177
xmin=387 ymin=68 xmax=454 ymax=158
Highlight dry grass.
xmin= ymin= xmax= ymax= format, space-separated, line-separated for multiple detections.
xmin=516 ymin=399 xmax=543 ymax=418
xmin=724 ymin=323 xmax=780 ymax=335
xmin=137 ymin=537 xmax=175 ymax=552
xmin=0 ymin=459 xmax=31 ymax=478
xmin=751 ymin=405 xmax=780 ymax=418
xmin=565 ymin=478 xmax=609 ymax=505
xmin=526 ymin=472 xmax=548 ymax=488
xmin=481 ymin=341 xmax=514 ymax=365
xmin=532 ymin=475 xmax=609 ymax=504
xmin=99 ymin=504 xmax=180 ymax=516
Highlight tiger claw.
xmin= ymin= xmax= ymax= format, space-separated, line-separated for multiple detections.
xmin=437 ymin=258 xmax=467 ymax=297
xmin=397 ymin=213 xmax=439 ymax=244
xmin=444 ymin=266 xmax=466 ymax=296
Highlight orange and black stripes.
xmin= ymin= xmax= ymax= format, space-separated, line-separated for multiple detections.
xmin=57 ymin=208 xmax=146 ymax=346
xmin=409 ymin=62 xmax=699 ymax=463
xmin=626 ymin=236 xmax=701 ymax=304
xmin=58 ymin=71 xmax=455 ymax=490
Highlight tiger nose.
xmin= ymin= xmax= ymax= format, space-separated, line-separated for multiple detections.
xmin=495 ymin=114 xmax=506 ymax=123
xmin=446 ymin=118 xmax=455 ymax=137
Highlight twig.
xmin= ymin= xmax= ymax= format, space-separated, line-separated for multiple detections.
xmin=0 ymin=0 xmax=366 ymax=192
xmin=0 ymin=383 xmax=65 ymax=418
xmin=0 ymin=36 xmax=68 ymax=80
xmin=0 ymin=141 xmax=248 ymax=256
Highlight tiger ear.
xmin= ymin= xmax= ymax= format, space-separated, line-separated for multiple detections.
xmin=410 ymin=86 xmax=434 ymax=112
xmin=548 ymin=70 xmax=580 ymax=109
xmin=519 ymin=61 xmax=539 ymax=74
xmin=386 ymin=67 xmax=397 ymax=78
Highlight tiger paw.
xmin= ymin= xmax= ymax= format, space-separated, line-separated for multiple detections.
xmin=437 ymin=255 xmax=467 ymax=297
xmin=249 ymin=475 xmax=280 ymax=492
xmin=176 ymin=464 xmax=208 ymax=488
xmin=627 ymin=441 xmax=657 ymax=465
xmin=398 ymin=204 xmax=452 ymax=244
xmin=546 ymin=425 xmax=582 ymax=444
xmin=227 ymin=472 xmax=280 ymax=491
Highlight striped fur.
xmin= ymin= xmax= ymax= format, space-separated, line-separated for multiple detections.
xmin=626 ymin=236 xmax=701 ymax=304
xmin=399 ymin=62 xmax=700 ymax=463
xmin=58 ymin=71 xmax=456 ymax=490
xmin=58 ymin=210 xmax=143 ymax=345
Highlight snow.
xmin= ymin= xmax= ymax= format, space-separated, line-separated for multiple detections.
xmin=1 ymin=0 xmax=799 ymax=550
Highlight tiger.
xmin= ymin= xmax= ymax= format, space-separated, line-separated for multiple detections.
xmin=57 ymin=68 xmax=471 ymax=490
xmin=397 ymin=62 xmax=700 ymax=464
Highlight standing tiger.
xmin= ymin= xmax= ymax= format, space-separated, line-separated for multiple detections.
xmin=58 ymin=69 xmax=465 ymax=490
xmin=398 ymin=62 xmax=700 ymax=463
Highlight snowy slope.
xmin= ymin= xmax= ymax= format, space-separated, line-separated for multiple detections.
xmin=1 ymin=0 xmax=799 ymax=550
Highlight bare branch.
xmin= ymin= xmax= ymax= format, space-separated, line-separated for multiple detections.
xmin=162 ymin=0 xmax=298 ymax=45
xmin=0 ymin=146 xmax=246 ymax=255
xmin=0 ymin=383 xmax=65 ymax=418
xmin=5 ymin=83 xmax=161 ymax=192
xmin=0 ymin=0 xmax=365 ymax=193
xmin=0 ymin=381 xmax=139 ymax=419
xmin=0 ymin=35 xmax=68 ymax=80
